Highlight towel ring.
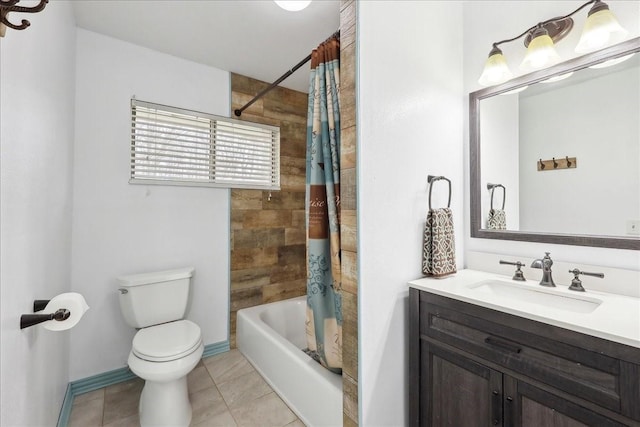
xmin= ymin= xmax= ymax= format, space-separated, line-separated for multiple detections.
xmin=487 ymin=183 xmax=506 ymax=210
xmin=427 ymin=175 xmax=451 ymax=210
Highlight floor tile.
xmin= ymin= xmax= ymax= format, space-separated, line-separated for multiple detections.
xmin=73 ymin=388 xmax=105 ymax=405
xmin=103 ymin=378 xmax=143 ymax=425
xmin=192 ymin=408 xmax=238 ymax=427
xmin=68 ymin=352 xmax=305 ymax=427
xmin=204 ymin=349 xmax=254 ymax=385
xmin=68 ymin=395 xmax=104 ymax=427
xmin=188 ymin=365 xmax=216 ymax=395
xmin=217 ymin=370 xmax=272 ymax=408
xmin=230 ymin=392 xmax=297 ymax=427
xmin=190 ymin=386 xmax=229 ymax=426
xmin=102 ymin=413 xmax=139 ymax=427
xmin=104 ymin=377 xmax=144 ymax=396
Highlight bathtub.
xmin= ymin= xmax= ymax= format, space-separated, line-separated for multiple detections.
xmin=237 ymin=296 xmax=343 ymax=427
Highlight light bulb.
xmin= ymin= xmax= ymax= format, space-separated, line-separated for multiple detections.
xmin=521 ymin=28 xmax=561 ymax=71
xmin=575 ymin=3 xmax=628 ymax=54
xmin=478 ymin=46 xmax=513 ymax=87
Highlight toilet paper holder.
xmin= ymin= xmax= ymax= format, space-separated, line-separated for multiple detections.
xmin=20 ymin=294 xmax=89 ymax=330
xmin=20 ymin=305 xmax=71 ymax=329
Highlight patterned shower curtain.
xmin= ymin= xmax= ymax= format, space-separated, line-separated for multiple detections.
xmin=305 ymin=36 xmax=342 ymax=373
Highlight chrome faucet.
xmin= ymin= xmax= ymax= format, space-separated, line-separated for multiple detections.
xmin=530 ymin=252 xmax=555 ymax=287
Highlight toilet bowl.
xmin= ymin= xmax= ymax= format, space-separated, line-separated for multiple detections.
xmin=117 ymin=267 xmax=202 ymax=427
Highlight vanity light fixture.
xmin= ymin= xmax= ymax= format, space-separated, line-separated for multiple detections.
xmin=478 ymin=0 xmax=628 ymax=86
xmin=274 ymin=0 xmax=311 ymax=12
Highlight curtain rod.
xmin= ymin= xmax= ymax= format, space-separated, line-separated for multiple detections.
xmin=234 ymin=30 xmax=340 ymax=117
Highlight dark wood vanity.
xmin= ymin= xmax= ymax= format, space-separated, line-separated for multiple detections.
xmin=409 ymin=288 xmax=640 ymax=426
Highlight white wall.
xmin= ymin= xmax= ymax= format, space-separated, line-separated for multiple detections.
xmin=519 ymin=65 xmax=639 ymax=235
xmin=358 ymin=2 xmax=463 ymax=425
xmin=463 ymin=1 xmax=640 ymax=273
xmin=0 ymin=2 xmax=77 ymax=425
xmin=480 ymin=95 xmax=519 ymax=229
xmin=70 ymin=29 xmax=231 ymax=380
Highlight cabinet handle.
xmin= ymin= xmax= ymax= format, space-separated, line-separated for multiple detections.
xmin=491 ymin=390 xmax=501 ymax=425
xmin=485 ymin=336 xmax=522 ymax=354
xmin=504 ymin=395 xmax=514 ymax=426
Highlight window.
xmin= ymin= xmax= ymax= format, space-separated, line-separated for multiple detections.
xmin=130 ymin=99 xmax=280 ymax=190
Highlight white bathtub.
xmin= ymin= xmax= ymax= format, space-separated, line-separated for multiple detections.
xmin=236 ymin=296 xmax=343 ymax=427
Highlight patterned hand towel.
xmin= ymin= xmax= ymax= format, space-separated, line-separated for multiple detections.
xmin=487 ymin=208 xmax=507 ymax=230
xmin=422 ymin=208 xmax=457 ymax=277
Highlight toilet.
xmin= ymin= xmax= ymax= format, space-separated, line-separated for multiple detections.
xmin=117 ymin=267 xmax=204 ymax=427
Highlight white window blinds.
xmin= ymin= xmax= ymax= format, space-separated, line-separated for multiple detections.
xmin=130 ymin=99 xmax=280 ymax=190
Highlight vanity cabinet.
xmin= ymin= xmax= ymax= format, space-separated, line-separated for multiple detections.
xmin=409 ymin=288 xmax=640 ymax=427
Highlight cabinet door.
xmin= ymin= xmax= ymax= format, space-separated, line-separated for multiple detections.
xmin=503 ymin=376 xmax=629 ymax=427
xmin=422 ymin=341 xmax=503 ymax=426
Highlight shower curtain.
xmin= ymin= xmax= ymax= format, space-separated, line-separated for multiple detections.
xmin=305 ymin=36 xmax=342 ymax=373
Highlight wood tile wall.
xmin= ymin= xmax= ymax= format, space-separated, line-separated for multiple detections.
xmin=230 ymin=74 xmax=308 ymax=348
xmin=340 ymin=1 xmax=359 ymax=425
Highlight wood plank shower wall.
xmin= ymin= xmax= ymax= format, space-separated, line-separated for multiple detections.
xmin=340 ymin=1 xmax=358 ymax=425
xmin=229 ymin=74 xmax=308 ymax=348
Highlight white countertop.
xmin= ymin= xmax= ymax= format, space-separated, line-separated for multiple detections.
xmin=409 ymin=269 xmax=640 ymax=349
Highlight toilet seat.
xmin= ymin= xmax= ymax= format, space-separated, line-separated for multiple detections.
xmin=133 ymin=320 xmax=202 ymax=362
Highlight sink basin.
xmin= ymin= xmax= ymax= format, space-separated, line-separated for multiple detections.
xmin=467 ymin=280 xmax=603 ymax=314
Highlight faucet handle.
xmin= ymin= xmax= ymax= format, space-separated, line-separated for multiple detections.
xmin=499 ymin=260 xmax=526 ymax=281
xmin=568 ymin=268 xmax=604 ymax=292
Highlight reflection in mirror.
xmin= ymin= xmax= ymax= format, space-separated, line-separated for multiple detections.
xmin=470 ymin=37 xmax=640 ymax=250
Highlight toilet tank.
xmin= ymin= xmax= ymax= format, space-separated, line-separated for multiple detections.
xmin=117 ymin=267 xmax=195 ymax=328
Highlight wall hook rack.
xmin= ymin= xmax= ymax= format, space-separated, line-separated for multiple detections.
xmin=538 ymin=156 xmax=577 ymax=171
xmin=0 ymin=0 xmax=48 ymax=37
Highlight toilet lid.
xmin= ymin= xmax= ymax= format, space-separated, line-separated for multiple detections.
xmin=133 ymin=320 xmax=202 ymax=362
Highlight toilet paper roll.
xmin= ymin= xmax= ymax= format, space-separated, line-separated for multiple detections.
xmin=43 ymin=292 xmax=89 ymax=331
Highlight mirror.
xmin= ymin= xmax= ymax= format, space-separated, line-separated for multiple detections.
xmin=470 ymin=37 xmax=640 ymax=250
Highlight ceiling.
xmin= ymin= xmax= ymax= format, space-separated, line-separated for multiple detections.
xmin=72 ymin=0 xmax=341 ymax=93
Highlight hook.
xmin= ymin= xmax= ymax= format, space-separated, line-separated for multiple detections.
xmin=552 ymin=157 xmax=558 ymax=168
xmin=566 ymin=156 xmax=572 ymax=167
xmin=539 ymin=159 xmax=545 ymax=170
xmin=0 ymin=0 xmax=48 ymax=32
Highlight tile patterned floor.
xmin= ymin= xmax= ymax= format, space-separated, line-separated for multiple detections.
xmin=68 ymin=350 xmax=305 ymax=427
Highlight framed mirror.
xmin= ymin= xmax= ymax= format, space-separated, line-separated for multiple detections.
xmin=470 ymin=37 xmax=640 ymax=250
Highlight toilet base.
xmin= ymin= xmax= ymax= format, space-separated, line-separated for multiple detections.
xmin=128 ymin=341 xmax=204 ymax=427
xmin=139 ymin=376 xmax=191 ymax=427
